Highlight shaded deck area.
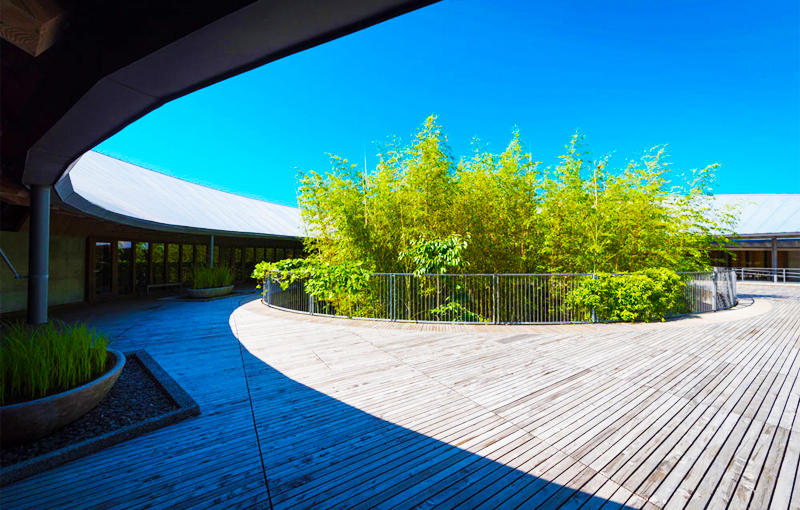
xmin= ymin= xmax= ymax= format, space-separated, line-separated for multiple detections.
xmin=2 ymin=284 xmax=799 ymax=509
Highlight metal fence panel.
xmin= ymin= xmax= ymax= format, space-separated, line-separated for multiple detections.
xmin=732 ymin=267 xmax=800 ymax=283
xmin=263 ymin=269 xmax=738 ymax=324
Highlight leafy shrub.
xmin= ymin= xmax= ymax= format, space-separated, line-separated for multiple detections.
xmin=567 ymin=268 xmax=687 ymax=322
xmin=252 ymin=258 xmax=307 ymax=289
xmin=192 ymin=266 xmax=233 ymax=289
xmin=399 ymin=234 xmax=470 ymax=275
xmin=1 ymin=321 xmax=109 ymax=405
xmin=299 ymin=116 xmax=738 ymax=276
xmin=429 ymin=300 xmax=488 ymax=322
xmin=253 ymin=258 xmax=373 ymax=316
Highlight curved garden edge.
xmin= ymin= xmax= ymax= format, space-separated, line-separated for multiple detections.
xmin=185 ymin=285 xmax=234 ymax=299
xmin=253 ymin=296 xmax=772 ymax=333
xmin=0 ymin=350 xmax=200 ymax=487
xmin=0 ymin=349 xmax=126 ymax=447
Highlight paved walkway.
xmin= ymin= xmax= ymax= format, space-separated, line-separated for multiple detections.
xmin=2 ymin=284 xmax=798 ymax=509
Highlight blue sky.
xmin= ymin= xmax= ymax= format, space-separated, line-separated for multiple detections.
xmin=96 ymin=0 xmax=800 ymax=206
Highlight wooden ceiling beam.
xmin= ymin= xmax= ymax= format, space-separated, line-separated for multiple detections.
xmin=0 ymin=0 xmax=69 ymax=57
xmin=0 ymin=173 xmax=29 ymax=205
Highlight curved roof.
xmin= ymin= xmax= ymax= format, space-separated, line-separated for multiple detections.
xmin=53 ymin=156 xmax=798 ymax=241
xmin=713 ymin=194 xmax=800 ymax=238
xmin=55 ymin=151 xmax=304 ymax=239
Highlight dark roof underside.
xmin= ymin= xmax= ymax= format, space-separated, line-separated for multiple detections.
xmin=1 ymin=0 xmax=440 ymax=189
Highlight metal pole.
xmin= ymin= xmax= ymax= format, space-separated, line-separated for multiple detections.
xmin=712 ymin=269 xmax=718 ymax=312
xmin=27 ymin=185 xmax=51 ymax=325
xmin=209 ymin=235 xmax=215 ymax=268
xmin=771 ymin=237 xmax=778 ymax=283
xmin=390 ymin=274 xmax=395 ymax=321
xmin=493 ymin=274 xmax=498 ymax=324
xmin=591 ymin=273 xmax=597 ymax=323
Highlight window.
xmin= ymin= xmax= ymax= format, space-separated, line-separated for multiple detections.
xmin=195 ymin=244 xmax=207 ymax=266
xmin=220 ymin=246 xmax=231 ymax=268
xmin=181 ymin=244 xmax=194 ymax=284
xmin=233 ymin=248 xmax=242 ymax=281
xmin=135 ymin=242 xmax=150 ymax=287
xmin=118 ymin=241 xmax=133 ymax=294
xmin=245 ymin=247 xmax=254 ymax=279
xmin=167 ymin=244 xmax=180 ymax=283
xmin=94 ymin=242 xmax=112 ymax=294
xmin=152 ymin=243 xmax=165 ymax=284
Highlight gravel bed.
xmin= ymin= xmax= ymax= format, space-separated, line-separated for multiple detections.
xmin=1 ymin=356 xmax=177 ymax=466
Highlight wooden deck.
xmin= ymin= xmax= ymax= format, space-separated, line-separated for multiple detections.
xmin=2 ymin=284 xmax=798 ymax=509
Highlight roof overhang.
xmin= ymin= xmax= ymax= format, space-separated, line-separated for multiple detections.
xmin=54 ymin=151 xmax=305 ymax=240
xmin=727 ymin=233 xmax=800 ymax=240
xmin=1 ymin=0 xmax=439 ymax=189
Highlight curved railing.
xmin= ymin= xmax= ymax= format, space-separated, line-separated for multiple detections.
xmin=732 ymin=267 xmax=800 ymax=283
xmin=263 ymin=269 xmax=737 ymax=325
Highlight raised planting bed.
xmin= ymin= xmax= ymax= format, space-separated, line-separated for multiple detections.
xmin=185 ymin=284 xmax=234 ymax=299
xmin=173 ymin=288 xmax=257 ymax=303
xmin=1 ymin=349 xmax=126 ymax=446
xmin=0 ymin=350 xmax=200 ymax=486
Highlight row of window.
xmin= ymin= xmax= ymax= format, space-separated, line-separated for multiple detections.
xmin=95 ymin=240 xmax=302 ymax=295
xmin=709 ymin=250 xmax=790 ymax=268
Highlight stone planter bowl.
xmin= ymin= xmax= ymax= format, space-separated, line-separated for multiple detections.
xmin=0 ymin=349 xmax=125 ymax=446
xmin=185 ymin=285 xmax=234 ymax=299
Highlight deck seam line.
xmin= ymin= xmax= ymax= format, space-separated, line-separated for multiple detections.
xmin=231 ymin=295 xmax=275 ymax=510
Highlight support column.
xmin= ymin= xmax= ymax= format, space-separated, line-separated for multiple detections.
xmin=771 ymin=237 xmax=778 ymax=282
xmin=208 ymin=235 xmax=215 ymax=268
xmin=27 ymin=185 xmax=51 ymax=325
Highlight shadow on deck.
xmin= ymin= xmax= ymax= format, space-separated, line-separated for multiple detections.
xmin=238 ymin=341 xmax=640 ymax=509
xmin=1 ymin=293 xmax=641 ymax=509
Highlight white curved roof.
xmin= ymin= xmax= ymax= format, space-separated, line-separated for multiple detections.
xmin=53 ymin=154 xmax=797 ymax=241
xmin=56 ymin=151 xmax=304 ymax=239
xmin=713 ymin=194 xmax=800 ymax=237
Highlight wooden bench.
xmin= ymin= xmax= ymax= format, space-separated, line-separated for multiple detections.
xmin=145 ymin=282 xmax=183 ymax=296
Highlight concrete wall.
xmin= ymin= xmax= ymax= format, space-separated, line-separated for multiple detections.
xmin=0 ymin=231 xmax=86 ymax=314
xmin=789 ymin=251 xmax=800 ymax=268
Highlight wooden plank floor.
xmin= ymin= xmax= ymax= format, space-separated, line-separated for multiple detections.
xmin=2 ymin=284 xmax=798 ymax=509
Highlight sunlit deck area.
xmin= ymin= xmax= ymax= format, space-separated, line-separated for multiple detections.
xmin=2 ymin=284 xmax=799 ymax=509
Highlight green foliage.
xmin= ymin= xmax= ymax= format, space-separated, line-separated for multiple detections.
xmin=303 ymin=260 xmax=372 ymax=306
xmin=298 ymin=116 xmax=737 ymax=275
xmin=192 ymin=265 xmax=233 ymax=289
xmin=399 ymin=234 xmax=469 ymax=276
xmin=253 ymin=257 xmax=372 ymax=316
xmin=1 ymin=321 xmax=109 ymax=405
xmin=429 ymin=299 xmax=488 ymax=323
xmin=567 ymin=268 xmax=687 ymax=322
xmin=251 ymin=258 xmax=307 ymax=289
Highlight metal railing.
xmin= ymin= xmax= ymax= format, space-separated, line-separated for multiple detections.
xmin=263 ymin=269 xmax=738 ymax=325
xmin=732 ymin=267 xmax=800 ymax=283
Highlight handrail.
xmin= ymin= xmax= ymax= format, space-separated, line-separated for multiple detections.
xmin=263 ymin=269 xmax=738 ymax=325
xmin=0 ymin=247 xmax=27 ymax=279
xmin=733 ymin=267 xmax=800 ymax=283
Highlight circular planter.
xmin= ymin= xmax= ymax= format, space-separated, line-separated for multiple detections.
xmin=0 ymin=349 xmax=125 ymax=446
xmin=185 ymin=285 xmax=234 ymax=299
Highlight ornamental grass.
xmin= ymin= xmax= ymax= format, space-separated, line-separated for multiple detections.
xmin=1 ymin=321 xmax=109 ymax=405
xmin=192 ymin=266 xmax=234 ymax=289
